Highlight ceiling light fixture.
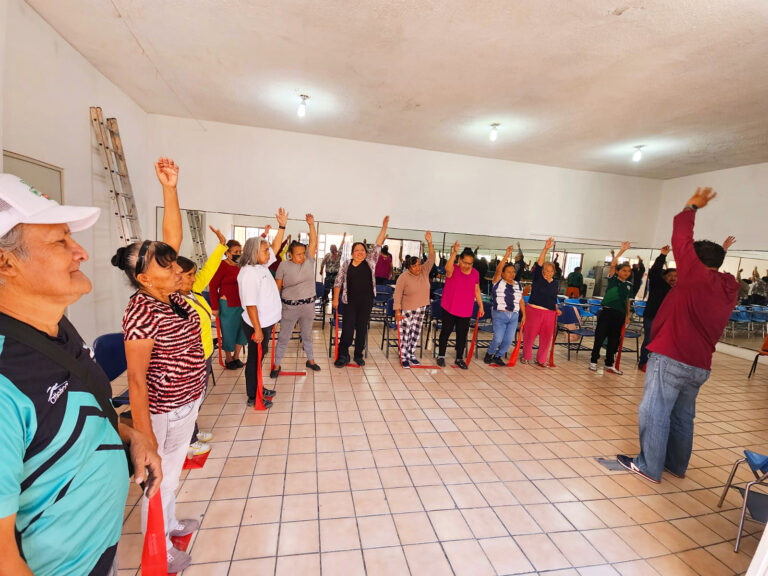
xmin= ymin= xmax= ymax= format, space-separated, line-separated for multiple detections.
xmin=297 ymin=94 xmax=309 ymax=117
xmin=489 ymin=123 xmax=500 ymax=142
xmin=632 ymin=145 xmax=644 ymax=162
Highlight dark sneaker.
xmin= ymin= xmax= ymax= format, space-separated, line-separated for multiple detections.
xmin=491 ymin=356 xmax=505 ymax=366
xmin=246 ymin=398 xmax=255 ymax=407
xmin=664 ymin=466 xmax=685 ymax=479
xmin=225 ymin=360 xmax=239 ymax=370
xmin=306 ymin=361 xmax=321 ymax=372
xmin=334 ymin=359 xmax=347 ymax=368
xmin=167 ymin=547 xmax=192 ymax=573
xmin=483 ymin=353 xmax=493 ymax=364
xmin=436 ymin=357 xmax=446 ymax=367
xmin=263 ymin=388 xmax=276 ymax=398
xmin=402 ymin=360 xmax=410 ymax=369
xmin=269 ymin=367 xmax=280 ymax=379
xmin=616 ymin=454 xmax=660 ymax=484
xmin=409 ymin=357 xmax=420 ymax=366
xmin=354 ymin=357 xmax=366 ymax=367
xmin=233 ymin=359 xmax=244 ymax=368
xmin=454 ymin=359 xmax=468 ymax=370
xmin=170 ymin=518 xmax=199 ymax=537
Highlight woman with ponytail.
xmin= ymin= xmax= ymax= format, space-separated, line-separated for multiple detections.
xmin=111 ymin=158 xmax=204 ymax=574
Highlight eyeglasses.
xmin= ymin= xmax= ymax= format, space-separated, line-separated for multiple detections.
xmin=135 ymin=240 xmax=152 ymax=275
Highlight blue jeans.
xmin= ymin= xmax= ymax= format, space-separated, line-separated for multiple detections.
xmin=639 ymin=316 xmax=654 ymax=366
xmin=487 ymin=310 xmax=519 ymax=357
xmin=635 ymin=353 xmax=710 ymax=481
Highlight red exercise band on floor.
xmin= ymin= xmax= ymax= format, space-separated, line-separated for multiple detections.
xmin=215 ymin=317 xmax=225 ymax=368
xmin=505 ymin=320 xmax=525 ymax=367
xmin=270 ymin=326 xmax=307 ymax=377
xmin=141 ymin=492 xmax=167 ymax=576
xmin=615 ymin=324 xmax=627 ymax=371
xmin=182 ymin=450 xmax=210 ymax=470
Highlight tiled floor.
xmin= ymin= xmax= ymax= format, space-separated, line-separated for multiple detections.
xmin=116 ymin=324 xmax=768 ymax=575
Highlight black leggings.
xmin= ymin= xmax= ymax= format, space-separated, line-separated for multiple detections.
xmin=438 ymin=311 xmax=471 ymax=359
xmin=243 ymin=321 xmax=275 ymax=400
xmin=339 ymin=301 xmax=372 ymax=362
xmin=590 ymin=307 xmax=625 ymax=367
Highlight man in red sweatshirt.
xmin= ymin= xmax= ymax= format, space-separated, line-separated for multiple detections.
xmin=618 ymin=187 xmax=739 ymax=483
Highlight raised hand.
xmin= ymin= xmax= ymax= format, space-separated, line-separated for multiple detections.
xmin=425 ymin=230 xmax=433 ymax=244
xmin=686 ymin=187 xmax=716 ymax=209
xmin=382 ymin=216 xmax=390 ymax=228
xmin=544 ymin=237 xmax=554 ymax=250
xmin=209 ymin=225 xmax=226 ymax=245
xmin=154 ymin=158 xmax=179 ymax=188
xmin=505 ymin=245 xmax=514 ymax=255
xmin=451 ymin=241 xmax=460 ymax=254
xmin=263 ymin=224 xmax=272 ymax=236
xmin=660 ymin=245 xmax=671 ymax=255
xmin=306 ymin=213 xmax=315 ymax=227
xmin=620 ymin=241 xmax=631 ymax=252
xmin=276 ymin=208 xmax=288 ymax=227
xmin=723 ymin=235 xmax=736 ymax=251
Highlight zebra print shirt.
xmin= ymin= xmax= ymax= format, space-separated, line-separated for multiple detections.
xmin=122 ymin=292 xmax=206 ymax=414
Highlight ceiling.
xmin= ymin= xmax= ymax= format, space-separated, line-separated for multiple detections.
xmin=27 ymin=0 xmax=768 ymax=179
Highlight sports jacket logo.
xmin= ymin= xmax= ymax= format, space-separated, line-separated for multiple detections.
xmin=47 ymin=380 xmax=69 ymax=404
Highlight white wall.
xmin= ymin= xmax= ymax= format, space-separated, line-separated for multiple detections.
xmin=2 ymin=0 xmax=151 ymax=341
xmin=0 ymin=0 xmax=7 ymax=171
xmin=147 ymin=115 xmax=664 ymax=248
xmin=655 ymin=162 xmax=768 ymax=251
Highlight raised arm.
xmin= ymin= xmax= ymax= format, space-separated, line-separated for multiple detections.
xmin=375 ymin=216 xmax=390 ymax=246
xmin=445 ymin=241 xmax=460 ymax=279
xmin=609 ymin=242 xmax=631 ymax=277
xmin=193 ymin=226 xmax=228 ymax=292
xmin=723 ymin=235 xmax=736 ymax=252
xmin=425 ymin=230 xmax=435 ymax=260
xmin=156 ymin=158 xmax=182 ymax=252
xmin=516 ymin=241 xmax=523 ymax=261
xmin=493 ymin=246 xmax=514 ymax=284
xmin=537 ymin=237 xmax=554 ymax=268
xmin=306 ymin=214 xmax=318 ymax=258
xmin=272 ymin=208 xmax=288 ymax=254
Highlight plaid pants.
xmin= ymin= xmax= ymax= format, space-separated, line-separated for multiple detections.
xmin=400 ymin=307 xmax=426 ymax=361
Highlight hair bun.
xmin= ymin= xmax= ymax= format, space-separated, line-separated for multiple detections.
xmin=111 ymin=246 xmax=128 ymax=270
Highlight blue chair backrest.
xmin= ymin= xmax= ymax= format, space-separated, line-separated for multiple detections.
xmin=316 ymin=282 xmax=325 ymax=298
xmin=201 ymin=290 xmax=211 ymax=306
xmin=564 ymin=298 xmax=581 ymax=305
xmin=386 ymin=298 xmax=395 ymax=316
xmin=92 ymin=333 xmax=127 ymax=382
xmin=430 ymin=299 xmax=443 ymax=320
xmin=745 ymin=450 xmax=768 ymax=475
xmin=378 ymin=285 xmax=394 ymax=295
xmin=558 ymin=305 xmax=579 ymax=325
xmin=523 ymin=295 xmax=530 ymax=303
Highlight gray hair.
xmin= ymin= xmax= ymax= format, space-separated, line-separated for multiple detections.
xmin=0 ymin=224 xmax=28 ymax=287
xmin=240 ymin=236 xmax=269 ymax=267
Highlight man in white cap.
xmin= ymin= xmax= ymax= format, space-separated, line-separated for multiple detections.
xmin=0 ymin=174 xmax=162 ymax=576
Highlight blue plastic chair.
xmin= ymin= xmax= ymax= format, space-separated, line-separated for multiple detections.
xmin=93 ymin=333 xmax=129 ymax=408
xmin=380 ymin=298 xmax=403 ymax=358
xmin=719 ymin=449 xmax=768 ymax=551
xmin=554 ymin=306 xmax=596 ymax=360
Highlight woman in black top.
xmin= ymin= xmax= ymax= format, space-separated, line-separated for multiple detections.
xmin=522 ymin=237 xmax=561 ymax=367
xmin=332 ymin=217 xmax=389 ymax=367
xmin=638 ymin=245 xmax=677 ymax=370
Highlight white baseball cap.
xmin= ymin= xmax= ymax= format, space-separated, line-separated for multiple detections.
xmin=0 ymin=173 xmax=100 ymax=237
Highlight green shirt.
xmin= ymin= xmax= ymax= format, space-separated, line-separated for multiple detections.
xmin=602 ymin=275 xmax=632 ymax=313
xmin=566 ymin=272 xmax=583 ymax=287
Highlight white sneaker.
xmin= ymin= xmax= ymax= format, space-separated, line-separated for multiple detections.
xmin=589 ymin=363 xmax=598 ymax=371
xmin=189 ymin=441 xmax=211 ymax=456
xmin=167 ymin=547 xmax=192 ymax=573
xmin=606 ymin=366 xmax=623 ymax=375
xmin=196 ymin=431 xmax=213 ymax=443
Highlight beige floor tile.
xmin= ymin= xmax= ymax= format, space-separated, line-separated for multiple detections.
xmin=233 ymin=523 xmax=279 ymax=559
xmin=275 ymin=553 xmax=320 ymax=576
xmin=670 ymin=516 xmax=724 ymax=547
xmin=317 ymin=469 xmax=351 ymax=492
xmin=190 ymin=526 xmax=238 ymax=563
xmin=582 ymin=528 xmax=640 ymax=563
xmin=393 ymin=511 xmax=438 ymax=545
xmin=277 ymin=520 xmax=320 ymax=555
xmin=641 ymin=521 xmax=698 ymax=553
xmin=479 ymin=536 xmax=535 ymax=575
xmin=526 ymin=503 xmax=575 ymax=532
xmin=555 ymin=502 xmax=606 ymax=530
xmin=212 ymin=475 xmax=251 ymax=500
xmin=613 ymin=525 xmax=670 ymax=558
xmin=403 ymin=542 xmax=454 ymax=575
xmin=352 ymin=488 xmax=391 ymax=516
xmin=321 ymin=550 xmax=366 ymax=576
xmin=676 ymin=548 xmax=735 ymax=576
xmin=281 ymin=493 xmax=319 ymax=522
xmin=201 ymin=498 xmax=246 ymax=528
xmin=229 ymin=557 xmax=276 ymax=576
xmin=182 ymin=562 xmax=230 ymax=576
xmin=549 ymin=531 xmax=606 ymax=567
xmin=358 ymin=514 xmax=401 ymax=548
xmin=646 ymin=554 xmax=700 ymax=576
xmin=461 ymin=506 xmax=508 ymax=538
xmin=613 ymin=559 xmax=662 ymax=576
xmin=442 ymin=539 xmax=497 ymax=576
xmin=319 ymin=491 xmax=356 ymax=519
xmin=364 ymin=546 xmax=410 ymax=576
xmin=320 ymin=517 xmax=360 ymax=552
xmin=242 ymin=496 xmax=283 ymax=525
xmin=514 ymin=533 xmax=571 ymax=572
xmin=429 ymin=509 xmax=474 ymax=541
xmin=416 ymin=484 xmax=456 ymax=510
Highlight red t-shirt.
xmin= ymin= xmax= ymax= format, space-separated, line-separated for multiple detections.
xmin=209 ymin=261 xmax=241 ymax=310
xmin=648 ymin=210 xmax=739 ymax=370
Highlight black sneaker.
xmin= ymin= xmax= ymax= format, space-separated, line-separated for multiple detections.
xmin=409 ymin=357 xmax=420 ymax=366
xmin=354 ymin=357 xmax=366 ymax=367
xmin=483 ymin=353 xmax=493 ymax=364
xmin=616 ymin=454 xmax=660 ymax=484
xmin=234 ymin=359 xmax=244 ymax=368
xmin=263 ymin=388 xmax=276 ymax=398
xmin=436 ymin=357 xmax=445 ymax=367
xmin=225 ymin=360 xmax=240 ymax=370
xmin=269 ymin=367 xmax=280 ymax=379
xmin=402 ymin=360 xmax=410 ymax=369
xmin=334 ymin=358 xmax=347 ymax=368
xmin=454 ymin=359 xmax=468 ymax=370
xmin=491 ymin=356 xmax=506 ymax=366
xmin=306 ymin=361 xmax=321 ymax=372
xmin=246 ymin=398 xmax=255 ymax=407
